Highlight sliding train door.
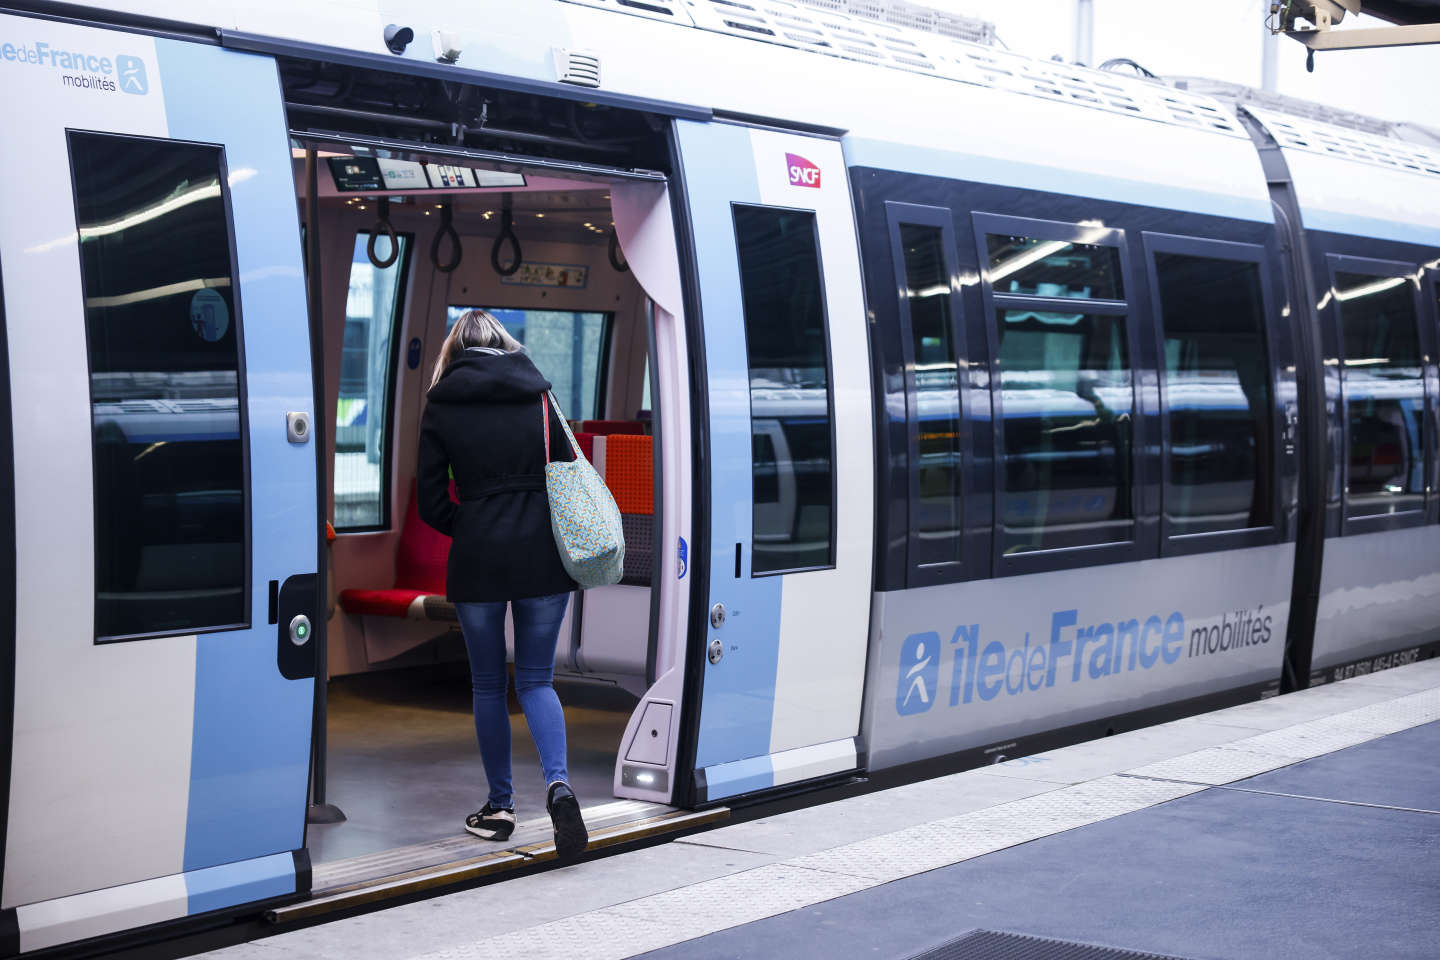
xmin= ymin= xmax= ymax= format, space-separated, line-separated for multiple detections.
xmin=0 ymin=17 xmax=316 ymax=953
xmin=676 ymin=122 xmax=874 ymax=803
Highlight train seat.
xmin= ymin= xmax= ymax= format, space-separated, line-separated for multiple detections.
xmin=581 ymin=419 xmax=646 ymax=436
xmin=338 ymin=482 xmax=456 ymax=621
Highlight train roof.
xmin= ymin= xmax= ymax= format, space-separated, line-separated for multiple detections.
xmin=25 ymin=0 xmax=1440 ymax=242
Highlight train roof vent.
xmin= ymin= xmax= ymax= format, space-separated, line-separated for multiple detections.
xmin=1247 ymin=107 xmax=1440 ymax=177
xmin=557 ymin=0 xmax=696 ymax=25
xmin=554 ymin=47 xmax=602 ymax=87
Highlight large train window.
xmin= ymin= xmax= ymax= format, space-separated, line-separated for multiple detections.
xmin=69 ymin=132 xmax=248 ymax=642
xmin=1146 ymin=238 xmax=1276 ymax=543
xmin=975 ymin=213 xmax=1137 ymax=566
xmin=335 ymin=232 xmax=411 ymax=531
xmin=886 ymin=203 xmax=966 ymax=584
xmin=733 ymin=205 xmax=835 ymax=575
xmin=1332 ymin=264 xmax=1427 ymax=522
xmin=445 ymin=307 xmax=609 ymax=422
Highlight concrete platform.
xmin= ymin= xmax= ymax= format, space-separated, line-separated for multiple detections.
xmin=200 ymin=657 xmax=1440 ymax=960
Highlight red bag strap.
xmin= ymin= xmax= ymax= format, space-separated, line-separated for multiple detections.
xmin=542 ymin=395 xmax=551 ymax=466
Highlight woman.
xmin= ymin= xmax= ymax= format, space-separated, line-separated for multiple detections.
xmin=417 ymin=309 xmax=589 ymax=862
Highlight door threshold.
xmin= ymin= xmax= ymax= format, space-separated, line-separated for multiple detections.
xmin=272 ymin=801 xmax=728 ymax=924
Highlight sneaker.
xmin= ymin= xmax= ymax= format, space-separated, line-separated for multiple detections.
xmin=546 ymin=781 xmax=589 ymax=862
xmin=464 ymin=803 xmax=516 ymax=841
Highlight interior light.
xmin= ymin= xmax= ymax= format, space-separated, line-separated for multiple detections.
xmin=536 ymin=212 xmax=545 ymax=218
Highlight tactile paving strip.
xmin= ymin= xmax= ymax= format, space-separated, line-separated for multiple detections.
xmin=906 ymin=929 xmax=1192 ymax=960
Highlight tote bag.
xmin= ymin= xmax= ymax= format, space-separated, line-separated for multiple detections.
xmin=543 ymin=393 xmax=625 ymax=588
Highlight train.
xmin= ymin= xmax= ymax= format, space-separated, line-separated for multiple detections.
xmin=0 ymin=0 xmax=1437 ymax=954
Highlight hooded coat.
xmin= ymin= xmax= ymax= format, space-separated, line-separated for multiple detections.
xmin=417 ymin=349 xmax=577 ymax=603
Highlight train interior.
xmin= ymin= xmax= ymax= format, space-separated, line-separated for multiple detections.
xmin=292 ymin=150 xmax=679 ymax=870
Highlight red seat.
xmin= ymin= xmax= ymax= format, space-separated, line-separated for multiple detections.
xmin=581 ymin=420 xmax=645 ymax=436
xmin=338 ymin=481 xmax=453 ymax=619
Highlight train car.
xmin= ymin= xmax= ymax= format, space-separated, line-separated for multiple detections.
xmin=0 ymin=0 xmax=1436 ymax=954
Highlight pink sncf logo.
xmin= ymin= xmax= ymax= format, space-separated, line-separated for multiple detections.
xmin=786 ymin=153 xmax=821 ymax=188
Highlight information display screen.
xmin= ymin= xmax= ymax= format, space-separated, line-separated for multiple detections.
xmin=328 ymin=157 xmax=527 ymax=192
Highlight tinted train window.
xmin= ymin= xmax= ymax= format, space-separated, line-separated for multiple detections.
xmin=335 ymin=233 xmax=409 ymax=531
xmin=1155 ymin=254 xmax=1273 ymax=535
xmin=1336 ymin=272 xmax=1425 ymax=518
xmin=734 ymin=206 xmax=834 ymax=574
xmin=70 ymin=132 xmax=247 ymax=641
xmin=986 ymin=234 xmax=1124 ymax=301
xmin=997 ymin=310 xmax=1134 ymax=553
xmin=899 ymin=224 xmax=962 ymax=568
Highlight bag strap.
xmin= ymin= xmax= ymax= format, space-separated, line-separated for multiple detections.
xmin=545 ymin=391 xmax=584 ymax=460
xmin=542 ymin=396 xmax=551 ymax=466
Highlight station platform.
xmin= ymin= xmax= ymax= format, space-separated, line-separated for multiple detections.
xmin=204 ymin=657 xmax=1440 ymax=960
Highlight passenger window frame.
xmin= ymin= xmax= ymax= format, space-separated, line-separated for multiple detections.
xmin=1142 ymin=232 xmax=1285 ymax=557
xmin=333 ymin=230 xmax=414 ymax=535
xmin=68 ymin=129 xmax=253 ymax=644
xmin=1326 ymin=254 xmax=1433 ymax=537
xmin=884 ymin=202 xmax=981 ymax=588
xmin=730 ymin=202 xmax=839 ymax=577
xmin=973 ymin=211 xmax=1146 ymax=578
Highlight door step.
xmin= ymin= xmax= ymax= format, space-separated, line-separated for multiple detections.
xmin=270 ymin=801 xmax=728 ymax=924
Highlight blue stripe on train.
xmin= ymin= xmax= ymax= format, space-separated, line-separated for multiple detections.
xmin=156 ymin=37 xmax=316 ymax=897
xmin=677 ymin=120 xmax=786 ymax=777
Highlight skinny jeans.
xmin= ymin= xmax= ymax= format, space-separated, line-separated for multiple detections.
xmin=455 ymin=593 xmax=570 ymax=809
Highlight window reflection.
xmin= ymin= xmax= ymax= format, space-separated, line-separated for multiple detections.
xmin=900 ymin=224 xmax=962 ymax=567
xmin=986 ymin=234 xmax=1123 ymax=301
xmin=71 ymin=132 xmax=247 ymax=640
xmin=734 ymin=206 xmax=834 ymax=574
xmin=1336 ymin=271 xmax=1425 ymax=518
xmin=1155 ymin=253 xmax=1273 ymax=535
xmin=998 ymin=310 xmax=1133 ymax=553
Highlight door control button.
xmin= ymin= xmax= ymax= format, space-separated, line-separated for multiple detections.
xmin=289 ymin=613 xmax=312 ymax=647
xmin=286 ymin=411 xmax=311 ymax=444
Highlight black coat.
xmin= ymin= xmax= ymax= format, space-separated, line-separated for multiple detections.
xmin=417 ymin=349 xmax=577 ymax=602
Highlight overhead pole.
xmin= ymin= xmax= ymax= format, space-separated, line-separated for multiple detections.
xmin=1074 ymin=0 xmax=1095 ymax=65
xmin=1262 ymin=0 xmax=1280 ymax=90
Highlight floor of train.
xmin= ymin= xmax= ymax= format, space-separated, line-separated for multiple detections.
xmin=308 ymin=664 xmax=639 ymax=864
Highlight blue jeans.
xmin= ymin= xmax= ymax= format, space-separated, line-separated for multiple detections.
xmin=455 ymin=593 xmax=571 ymax=809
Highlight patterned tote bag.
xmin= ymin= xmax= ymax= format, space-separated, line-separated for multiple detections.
xmin=543 ymin=393 xmax=625 ymax=588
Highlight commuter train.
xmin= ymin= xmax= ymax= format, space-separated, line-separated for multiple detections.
xmin=1 ymin=0 xmax=1437 ymax=954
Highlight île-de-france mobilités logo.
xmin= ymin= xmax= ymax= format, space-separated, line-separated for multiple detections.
xmin=116 ymin=54 xmax=147 ymax=94
xmin=896 ymin=631 xmax=939 ymax=717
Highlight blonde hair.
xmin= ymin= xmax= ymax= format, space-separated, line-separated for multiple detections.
xmin=430 ymin=309 xmax=524 ymax=389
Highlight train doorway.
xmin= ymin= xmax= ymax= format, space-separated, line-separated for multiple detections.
xmin=289 ymin=136 xmax=699 ymax=892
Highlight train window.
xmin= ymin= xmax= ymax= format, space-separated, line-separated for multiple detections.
xmin=1154 ymin=253 xmax=1273 ymax=535
xmin=1335 ymin=271 xmax=1426 ymax=519
xmin=898 ymin=223 xmax=962 ymax=569
xmin=733 ymin=205 xmax=834 ymax=574
xmin=446 ymin=307 xmax=608 ymax=422
xmin=985 ymin=234 xmax=1124 ymax=301
xmin=69 ymin=132 xmax=248 ymax=641
xmin=335 ymin=232 xmax=410 ymax=531
xmin=996 ymin=309 xmax=1134 ymax=553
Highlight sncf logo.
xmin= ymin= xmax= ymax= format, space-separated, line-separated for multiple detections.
xmin=786 ymin=153 xmax=821 ymax=188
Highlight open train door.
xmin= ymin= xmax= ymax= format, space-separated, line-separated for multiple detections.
xmin=0 ymin=16 xmax=317 ymax=952
xmin=674 ymin=121 xmax=875 ymax=803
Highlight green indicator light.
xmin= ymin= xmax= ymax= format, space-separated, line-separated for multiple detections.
xmin=297 ymin=624 xmax=308 ymax=639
